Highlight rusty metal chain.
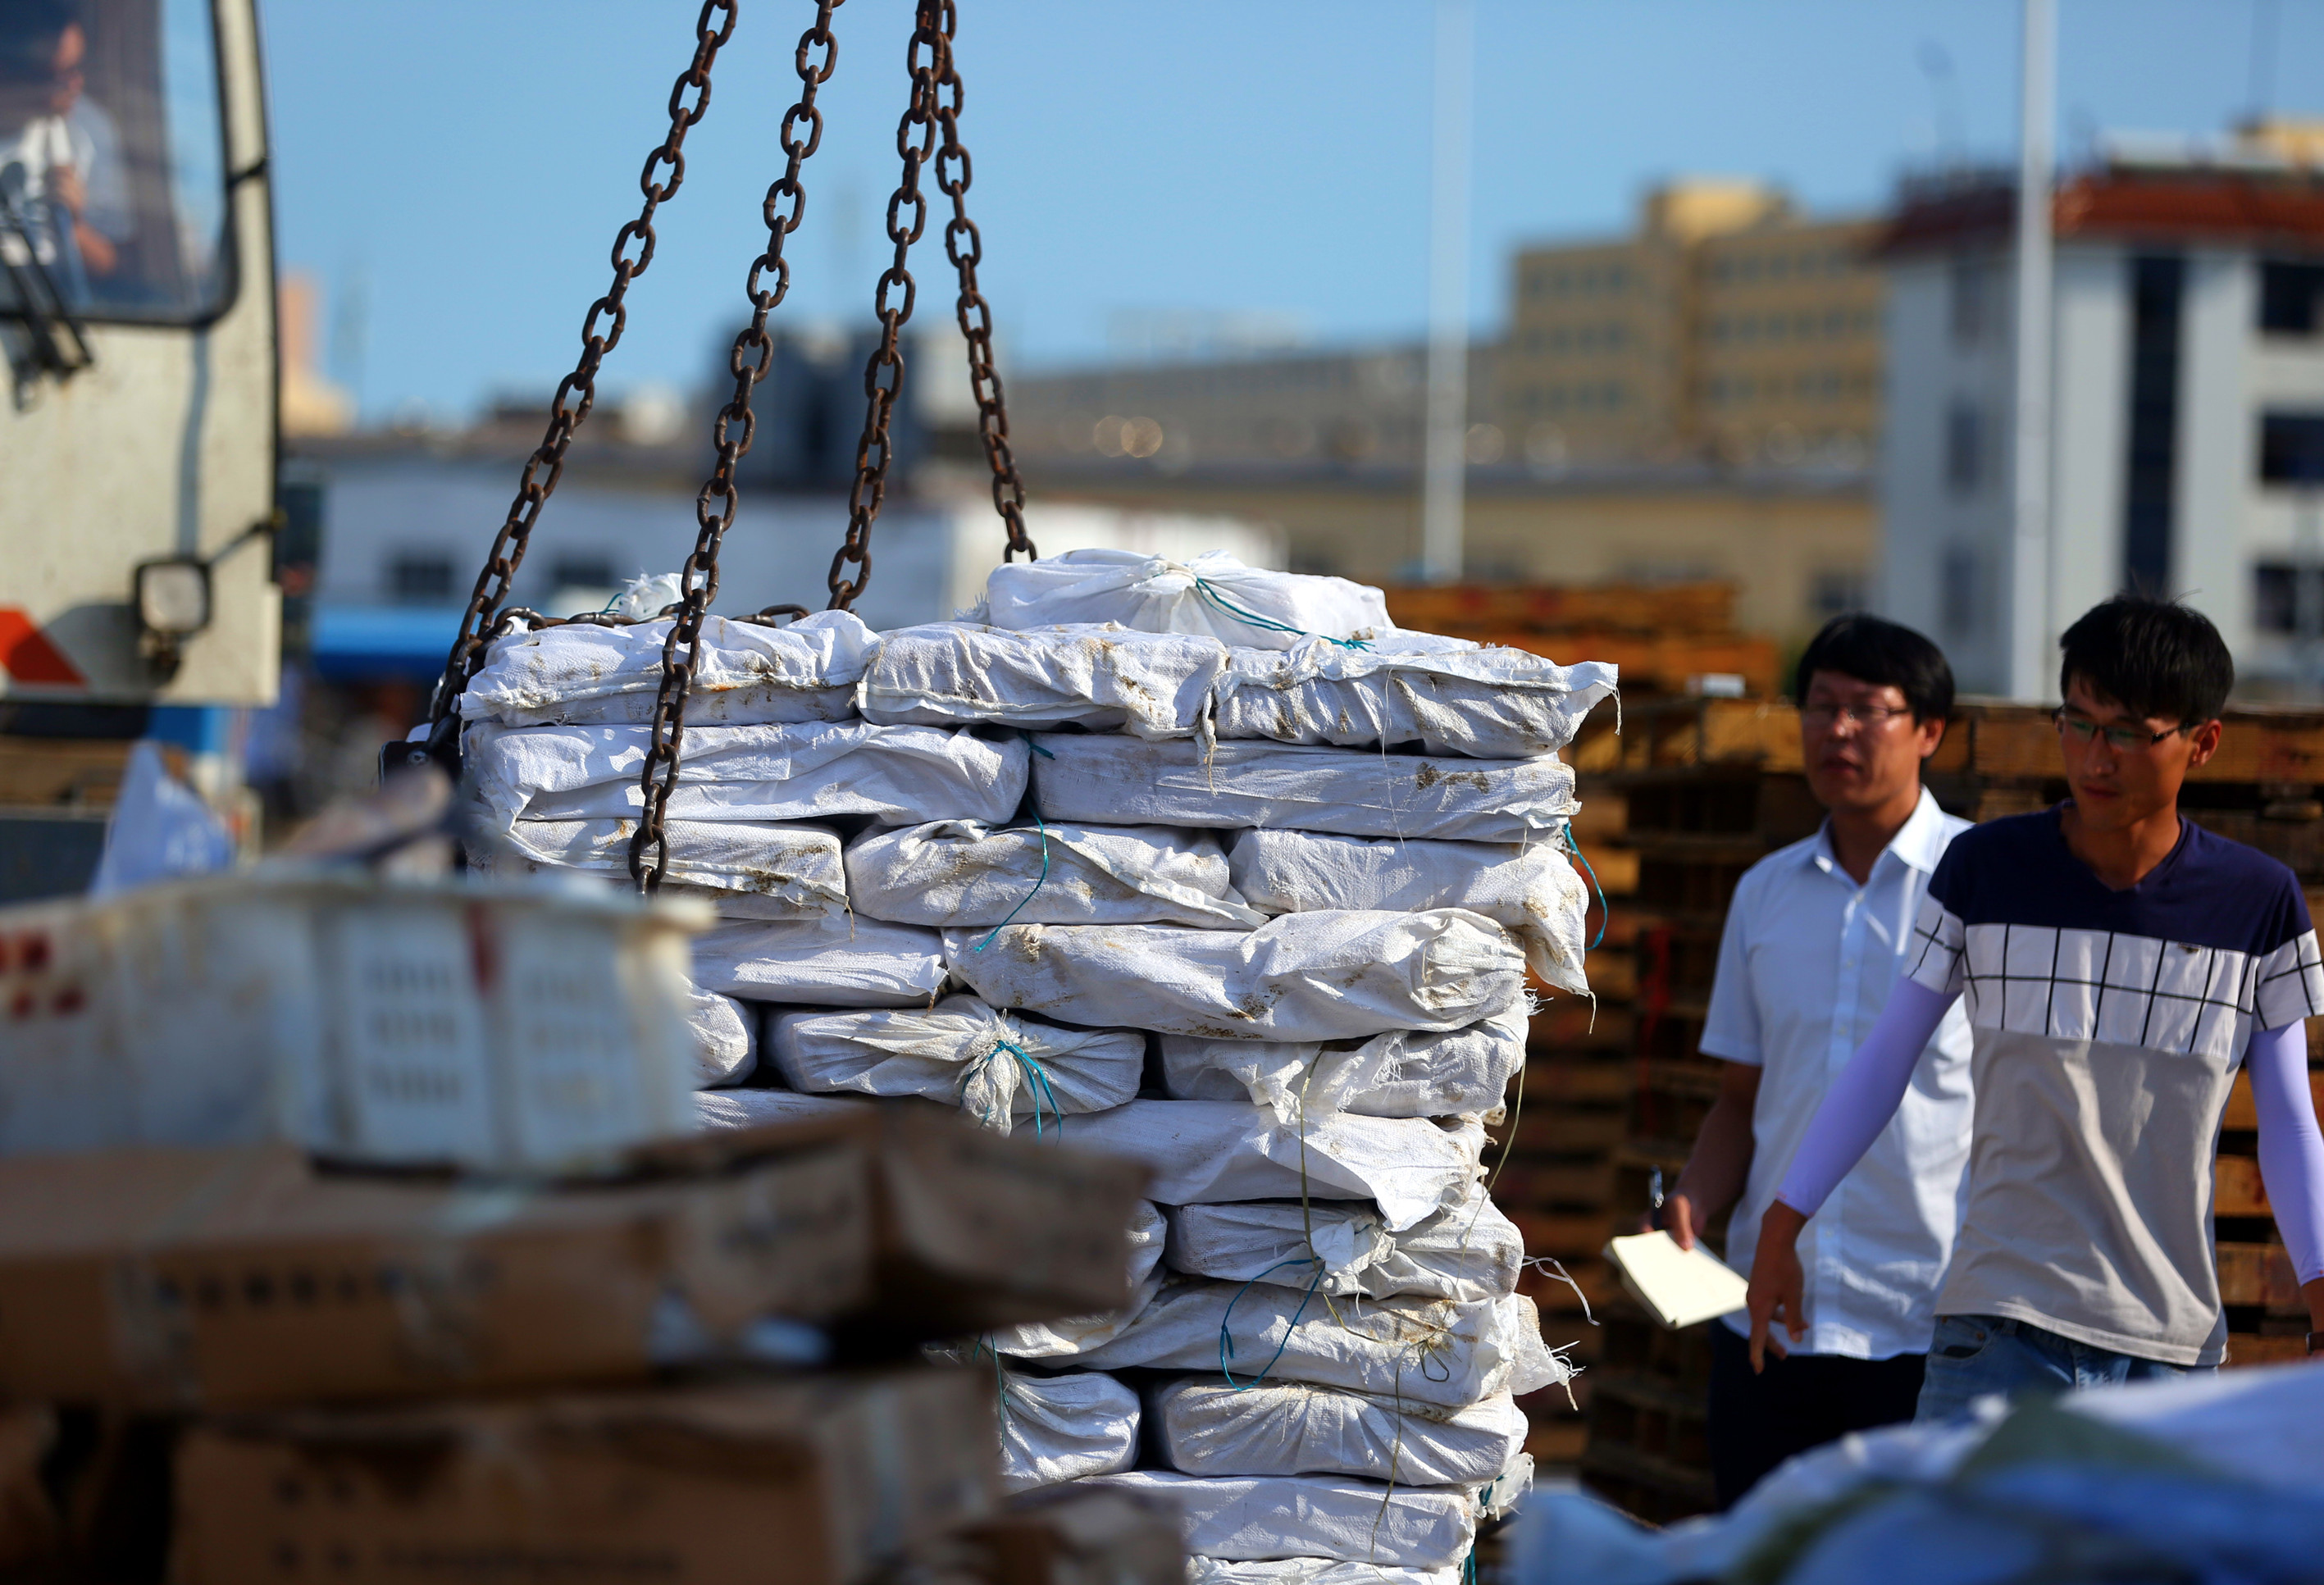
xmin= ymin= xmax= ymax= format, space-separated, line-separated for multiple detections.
xmin=826 ymin=2 xmax=946 ymax=611
xmin=931 ymin=2 xmax=1035 ymax=563
xmin=631 ymin=5 xmax=842 ymax=894
xmin=422 ymin=1 xmax=737 ymax=749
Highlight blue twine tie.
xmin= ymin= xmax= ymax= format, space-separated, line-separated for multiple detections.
xmin=973 ymin=800 xmax=1050 ymax=952
xmin=1564 ymin=823 xmax=1607 ymax=952
xmin=1192 ymin=576 xmax=1371 ymax=650
xmin=961 ymin=1038 xmax=1064 ymax=1139
xmin=1217 ymin=1255 xmax=1326 ymax=1390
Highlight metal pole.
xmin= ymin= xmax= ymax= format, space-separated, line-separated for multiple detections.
xmin=1420 ymin=0 xmax=1472 ymax=585
xmin=2007 ymin=0 xmax=2056 ymax=700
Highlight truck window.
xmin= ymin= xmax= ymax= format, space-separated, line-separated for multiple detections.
xmin=0 ymin=0 xmax=231 ymax=324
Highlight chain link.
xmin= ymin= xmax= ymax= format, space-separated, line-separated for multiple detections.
xmin=631 ymin=4 xmax=843 ymax=894
xmin=423 ymin=2 xmax=736 ymax=745
xmin=930 ymin=2 xmax=1035 ymax=562
xmin=826 ymin=3 xmax=946 ymax=611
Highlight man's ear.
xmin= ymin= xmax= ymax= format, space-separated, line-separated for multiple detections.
xmin=1916 ymin=713 xmax=1946 ymax=763
xmin=2186 ymin=717 xmax=2223 ymax=769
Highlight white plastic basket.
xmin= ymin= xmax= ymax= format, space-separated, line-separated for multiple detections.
xmin=0 ymin=874 xmax=709 ymax=1172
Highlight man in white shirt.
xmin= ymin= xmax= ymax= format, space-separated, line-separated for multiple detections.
xmin=0 ymin=8 xmax=130 ymax=293
xmin=1647 ymin=614 xmax=1973 ymax=1506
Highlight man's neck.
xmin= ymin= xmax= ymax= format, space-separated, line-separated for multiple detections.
xmin=2061 ymin=797 xmax=2182 ymax=890
xmin=1826 ymin=785 xmax=1922 ymax=886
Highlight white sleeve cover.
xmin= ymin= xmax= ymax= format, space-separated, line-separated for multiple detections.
xmin=1771 ymin=977 xmax=1957 ymax=1218
xmin=2249 ymin=1018 xmax=2324 ymax=1287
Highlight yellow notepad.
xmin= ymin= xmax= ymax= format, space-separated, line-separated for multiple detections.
xmin=1603 ymin=1230 xmax=1751 ymax=1329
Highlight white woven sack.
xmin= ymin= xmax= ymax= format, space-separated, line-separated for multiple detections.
xmin=980 ymin=548 xmax=1392 ymax=651
xmin=1187 ymin=1558 xmax=1456 ymax=1585
xmin=997 ymin=1368 xmax=1141 ymax=1493
xmin=1228 ymin=829 xmax=1590 ymax=995
xmin=846 ymin=820 xmax=1265 ymax=930
xmin=458 ymin=610 xmax=877 ymax=726
xmin=985 ymin=1199 xmax=1169 ymax=1359
xmin=764 ymin=995 xmax=1141 ymax=1131
xmin=1073 ymin=1472 xmax=1473 ymax=1570
xmin=1211 ymin=638 xmax=1618 ymax=758
xmin=1061 ymin=1278 xmax=1569 ymax=1410
xmin=1051 ymin=1104 xmax=1483 ymax=1232
xmin=1164 ymin=1182 xmax=1524 ymax=1305
xmin=464 ymin=720 xmax=1026 ymax=831
xmin=1153 ymin=1378 xmax=1528 ymax=1487
xmin=1028 ymin=734 xmax=1577 ymax=844
xmin=478 ymin=819 xmax=849 ymax=921
xmin=943 ymin=911 xmax=1524 ymax=1042
xmin=857 ymin=622 xmax=1224 ymax=739
xmin=1157 ymin=1004 xmax=1529 ymax=1122
xmin=695 ymin=1087 xmax=868 ymax=1131
xmin=694 ymin=916 xmax=947 ymax=1006
xmin=686 ymin=989 xmax=758 ymax=1086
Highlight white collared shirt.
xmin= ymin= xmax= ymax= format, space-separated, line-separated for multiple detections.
xmin=1702 ymin=786 xmax=1975 ymax=1360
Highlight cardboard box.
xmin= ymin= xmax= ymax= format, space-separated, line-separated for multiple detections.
xmin=0 ymin=1108 xmax=1146 ymax=1410
xmin=171 ymin=1369 xmax=996 ymax=1585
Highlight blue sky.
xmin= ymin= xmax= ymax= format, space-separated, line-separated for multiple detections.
xmin=260 ymin=0 xmax=2319 ymax=422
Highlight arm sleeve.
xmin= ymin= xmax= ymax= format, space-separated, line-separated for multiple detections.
xmin=1696 ymin=876 xmax=1761 ymax=1065
xmin=2250 ymin=1018 xmax=2324 ymax=1287
xmin=1772 ymin=977 xmax=1957 ymax=1218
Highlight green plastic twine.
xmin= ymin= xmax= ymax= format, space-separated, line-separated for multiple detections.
xmin=961 ymin=1038 xmax=1064 ymax=1139
xmin=974 ymin=736 xmax=1057 ymax=953
xmin=1218 ymin=1255 xmax=1326 ymax=1390
xmin=1564 ymin=824 xmax=1607 ymax=951
xmin=1192 ymin=576 xmax=1371 ymax=650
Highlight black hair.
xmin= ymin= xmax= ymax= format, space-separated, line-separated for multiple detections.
xmin=2057 ymin=594 xmax=2233 ymax=725
xmin=0 ymin=2 xmax=77 ymax=87
xmin=1793 ymin=613 xmax=1955 ymax=723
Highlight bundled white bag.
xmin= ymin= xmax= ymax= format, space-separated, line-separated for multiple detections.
xmin=1062 ymin=1278 xmax=1568 ymax=1410
xmin=477 ymin=818 xmax=850 ymax=921
xmin=1046 ymin=1104 xmax=1483 ymax=1233
xmin=1073 ymin=1471 xmax=1474 ymax=1570
xmin=1153 ymin=1378 xmax=1528 ymax=1487
xmin=944 ymin=912 xmax=1524 ymax=1043
xmin=694 ymin=916 xmax=947 ymax=1006
xmin=997 ymin=1368 xmax=1141 ymax=1493
xmin=1228 ymin=829 xmax=1590 ymax=995
xmin=1164 ymin=1182 xmax=1524 ymax=1304
xmin=858 ymin=622 xmax=1224 ymax=739
xmin=695 ymin=1086 xmax=868 ymax=1131
xmin=1028 ymin=735 xmax=1577 ymax=844
xmin=846 ymin=821 xmax=1265 ymax=930
xmin=464 ymin=720 xmax=1026 ymax=831
xmin=764 ymin=996 xmax=1141 ymax=1130
xmin=686 ymin=989 xmax=758 ymax=1086
xmin=1157 ymin=1005 xmax=1528 ymax=1123
xmin=981 ymin=549 xmax=1392 ymax=651
xmin=1188 ymin=1559 xmax=1457 ymax=1585
xmin=1210 ymin=638 xmax=1617 ymax=758
xmin=984 ymin=1199 xmax=1169 ymax=1359
xmin=458 ymin=609 xmax=877 ymax=726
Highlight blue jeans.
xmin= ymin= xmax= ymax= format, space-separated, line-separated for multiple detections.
xmin=1916 ymin=1313 xmax=2212 ymax=1423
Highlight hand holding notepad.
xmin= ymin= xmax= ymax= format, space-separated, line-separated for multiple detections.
xmin=1604 ymin=1230 xmax=1751 ymax=1329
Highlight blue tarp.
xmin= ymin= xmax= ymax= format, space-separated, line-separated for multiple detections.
xmin=309 ymin=606 xmax=468 ymax=682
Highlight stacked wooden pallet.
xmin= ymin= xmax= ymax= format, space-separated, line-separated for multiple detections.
xmin=1557 ymin=695 xmax=2324 ymax=1522
xmin=1385 ymin=583 xmax=1780 ymax=699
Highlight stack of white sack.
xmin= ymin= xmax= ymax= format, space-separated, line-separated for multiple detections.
xmin=477 ymin=554 xmax=1609 ymax=1569
xmin=457 ymin=613 xmax=1023 ymax=1092
xmin=912 ymin=553 xmax=1606 ymax=1574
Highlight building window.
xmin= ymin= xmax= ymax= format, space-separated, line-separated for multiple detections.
xmin=1950 ymin=256 xmax=1994 ymax=345
xmin=550 ymin=555 xmax=617 ymax=592
xmin=389 ymin=553 xmax=455 ymax=604
xmin=1811 ymin=568 xmax=1868 ymax=618
xmin=1945 ymin=401 xmax=1982 ymax=494
xmin=2259 ymin=412 xmax=2324 ymax=485
xmin=2258 ymin=262 xmax=2324 ymax=335
xmin=2254 ymin=562 xmax=2324 ymax=635
xmin=1941 ymin=545 xmax=1980 ymax=636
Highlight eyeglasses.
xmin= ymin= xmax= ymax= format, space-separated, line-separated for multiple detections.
xmin=1801 ymin=702 xmax=1915 ymax=729
xmin=2052 ymin=709 xmax=2188 ymax=753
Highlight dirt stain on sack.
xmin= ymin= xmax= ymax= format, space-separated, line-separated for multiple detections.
xmin=1413 ymin=763 xmax=1491 ymax=794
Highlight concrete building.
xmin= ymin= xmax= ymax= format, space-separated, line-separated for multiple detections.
xmin=1876 ymin=123 xmax=2324 ymax=698
xmin=1500 ymin=180 xmax=1885 ymax=467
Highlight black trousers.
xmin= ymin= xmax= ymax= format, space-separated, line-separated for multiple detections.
xmin=1706 ymin=1323 xmax=1926 ymax=1510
